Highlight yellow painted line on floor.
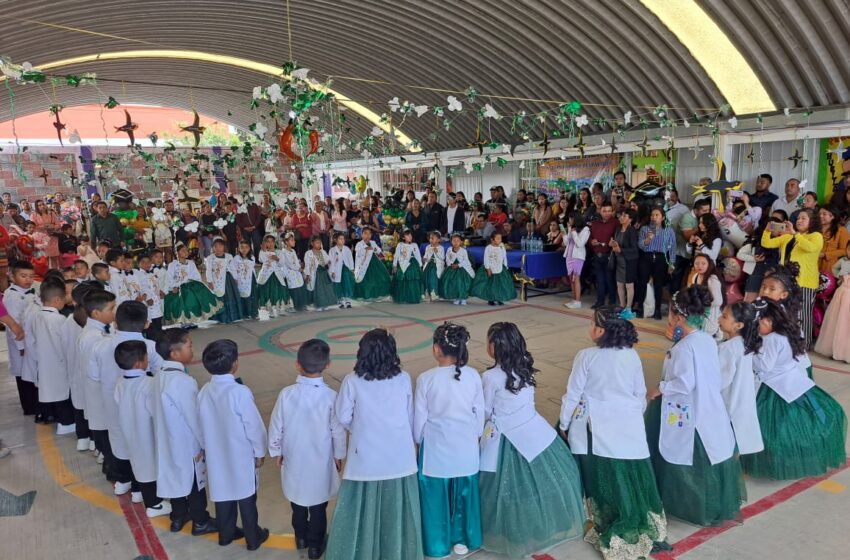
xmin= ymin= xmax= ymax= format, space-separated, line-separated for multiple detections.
xmin=815 ymin=480 xmax=847 ymax=494
xmin=36 ymin=425 xmax=295 ymax=549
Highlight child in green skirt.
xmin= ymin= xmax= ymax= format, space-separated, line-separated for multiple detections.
xmin=163 ymin=242 xmax=222 ymax=326
xmin=421 ymin=231 xmax=444 ymax=302
xmin=304 ymin=235 xmax=338 ymax=311
xmin=353 ymin=227 xmax=391 ymax=300
xmin=204 ymin=238 xmax=243 ymax=324
xmin=329 ymin=232 xmax=355 ymax=309
xmin=758 ymin=264 xmax=814 ymax=379
xmin=392 ymin=229 xmax=423 ymax=304
xmin=228 ymin=239 xmax=259 ymax=320
xmin=257 ymin=235 xmax=289 ymax=318
xmin=471 ymin=232 xmax=516 ymax=306
xmin=279 ymin=232 xmax=309 ymax=312
xmin=441 ymin=233 xmax=474 ymax=306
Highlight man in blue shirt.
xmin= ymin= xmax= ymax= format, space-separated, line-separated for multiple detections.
xmin=749 ymin=173 xmax=778 ymax=211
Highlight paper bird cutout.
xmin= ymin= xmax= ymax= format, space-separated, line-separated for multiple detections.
xmin=610 ymin=134 xmax=618 ymax=155
xmin=468 ymin=122 xmax=489 ymax=156
xmin=538 ymin=123 xmax=551 ymax=156
xmin=38 ymin=168 xmax=49 ymax=186
xmin=745 ymin=143 xmax=755 ymax=164
xmin=574 ymin=129 xmax=587 ymax=158
xmin=52 ymin=111 xmax=66 ymax=146
xmin=786 ymin=148 xmax=806 ymax=168
xmin=115 ymin=109 xmax=138 ymax=146
xmin=636 ymin=132 xmax=650 ymax=158
xmin=692 ymin=159 xmax=743 ymax=213
xmin=180 ymin=111 xmax=206 ymax=148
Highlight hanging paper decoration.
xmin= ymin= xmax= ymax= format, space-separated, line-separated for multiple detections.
xmin=180 ymin=111 xmax=206 ymax=148
xmin=38 ymin=167 xmax=49 ymax=186
xmin=786 ymin=148 xmax=806 ymax=168
xmin=115 ymin=109 xmax=139 ymax=146
xmin=50 ymin=105 xmax=66 ymax=146
xmin=574 ymin=129 xmax=587 ymax=158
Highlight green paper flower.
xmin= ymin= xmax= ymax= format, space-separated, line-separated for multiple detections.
xmin=564 ymin=101 xmax=582 ymax=115
xmin=465 ymin=86 xmax=478 ymax=102
xmin=48 ymin=104 xmax=63 ymax=115
xmin=104 ymin=96 xmax=120 ymax=109
xmin=496 ymin=157 xmax=507 ymax=168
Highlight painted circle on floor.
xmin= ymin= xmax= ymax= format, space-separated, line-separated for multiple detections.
xmin=258 ymin=312 xmax=436 ymax=359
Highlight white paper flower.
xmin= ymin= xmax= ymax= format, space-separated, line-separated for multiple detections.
xmin=115 ymin=179 xmax=128 ymax=189
xmin=0 ymin=61 xmax=20 ymax=80
xmin=253 ymin=122 xmax=268 ymax=138
xmin=290 ymin=68 xmax=310 ymax=80
xmin=447 ymin=96 xmax=462 ymax=112
xmin=799 ymin=179 xmax=809 ymax=192
xmin=464 ymin=161 xmax=474 ymax=174
xmin=213 ymin=218 xmax=227 ymax=229
xmin=502 ymin=144 xmax=511 ymax=154
xmin=252 ymin=86 xmax=264 ymax=100
xmin=237 ymin=204 xmax=248 ymax=214
xmin=267 ymin=83 xmax=284 ymax=104
xmin=370 ymin=126 xmax=383 ymax=137
xmin=361 ymin=149 xmax=371 ymax=158
xmin=483 ymin=104 xmax=500 ymax=120
xmin=728 ymin=116 xmax=738 ymax=129
xmin=183 ymin=221 xmax=200 ymax=233
xmin=623 ymin=111 xmax=632 ymax=125
xmin=414 ymin=105 xmax=429 ymax=117
xmin=262 ymin=170 xmax=278 ymax=183
xmin=783 ymin=107 xmax=790 ymax=116
xmin=519 ymin=160 xmax=526 ymax=169
xmin=69 ymin=129 xmax=81 ymax=144
xmin=388 ymin=97 xmax=400 ymax=112
xmin=683 ymin=120 xmax=691 ymax=128
xmin=575 ymin=114 xmax=589 ymax=128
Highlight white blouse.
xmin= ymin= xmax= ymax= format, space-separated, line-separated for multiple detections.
xmin=227 ymin=255 xmax=256 ymax=297
xmin=204 ymin=253 xmax=233 ymax=297
xmin=413 ymin=365 xmax=485 ymax=478
xmin=754 ymin=333 xmax=815 ymax=403
xmin=277 ymin=248 xmax=305 ymax=289
xmin=166 ymin=259 xmax=203 ymax=291
xmin=335 ymin=371 xmax=417 ymax=481
xmin=718 ymin=337 xmax=764 ymax=454
xmin=354 ymin=240 xmax=384 ymax=282
xmin=422 ymin=244 xmax=446 ymax=277
xmin=328 ymin=245 xmax=355 ymax=283
xmin=445 ymin=247 xmax=475 ymax=278
xmin=393 ymin=242 xmax=423 ymax=273
xmin=560 ymin=347 xmax=649 ymax=459
xmin=483 ymin=244 xmax=508 ymax=274
xmin=304 ymin=249 xmax=330 ymax=291
xmin=257 ymin=250 xmax=286 ymax=286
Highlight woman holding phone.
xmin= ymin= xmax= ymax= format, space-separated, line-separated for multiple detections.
xmin=635 ymin=207 xmax=676 ymax=319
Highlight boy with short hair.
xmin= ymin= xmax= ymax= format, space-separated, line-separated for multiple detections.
xmin=3 ymin=261 xmax=39 ymax=415
xmin=64 ymin=282 xmax=96 ymax=452
xmin=73 ymin=259 xmax=90 ymax=282
xmin=91 ymin=263 xmax=110 ymax=288
xmin=198 ymin=339 xmax=269 ymax=550
xmin=32 ymin=280 xmax=75 ymax=434
xmin=114 ymin=340 xmax=171 ymax=518
xmin=268 ymin=339 xmax=345 ymax=559
xmin=138 ymin=254 xmax=164 ymax=339
xmin=96 ymin=300 xmax=163 ymax=498
xmin=151 ymin=329 xmax=217 ymax=536
xmin=105 ymin=249 xmax=131 ymax=304
xmin=96 ymin=241 xmax=111 ymax=262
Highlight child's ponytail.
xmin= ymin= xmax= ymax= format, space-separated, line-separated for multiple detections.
xmin=433 ymin=322 xmax=470 ymax=381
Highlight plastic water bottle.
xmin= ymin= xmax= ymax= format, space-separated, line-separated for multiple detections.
xmin=521 ymin=237 xmax=527 ymax=251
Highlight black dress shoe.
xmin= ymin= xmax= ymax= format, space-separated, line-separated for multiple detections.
xmin=487 ymin=301 xmax=495 ymax=306
xmin=635 ymin=309 xmax=644 ymax=318
xmin=44 ymin=415 xmax=57 ymax=424
xmin=219 ymin=527 xmax=244 ymax=546
xmin=652 ymin=311 xmax=663 ymax=320
xmin=296 ymin=538 xmax=308 ymax=550
xmin=34 ymin=414 xmax=44 ymax=424
xmin=170 ymin=516 xmax=190 ymax=533
xmin=191 ymin=517 xmax=218 ymax=536
xmin=496 ymin=301 xmax=504 ymax=306
xmin=308 ymin=545 xmax=324 ymax=559
xmin=247 ymin=527 xmax=270 ymax=551
xmin=591 ymin=302 xmax=602 ymax=310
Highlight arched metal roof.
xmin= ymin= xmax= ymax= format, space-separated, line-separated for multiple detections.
xmin=1 ymin=0 xmax=848 ymax=152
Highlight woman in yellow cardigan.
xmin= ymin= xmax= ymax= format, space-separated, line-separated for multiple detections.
xmin=761 ymin=207 xmax=823 ymax=348
xmin=819 ymin=206 xmax=849 ymax=273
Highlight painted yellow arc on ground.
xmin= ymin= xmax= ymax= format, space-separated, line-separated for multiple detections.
xmin=640 ymin=0 xmax=776 ymax=115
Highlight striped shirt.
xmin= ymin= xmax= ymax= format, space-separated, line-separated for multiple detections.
xmin=638 ymin=225 xmax=677 ymax=265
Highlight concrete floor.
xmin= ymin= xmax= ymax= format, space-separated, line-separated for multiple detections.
xmin=1 ymin=295 xmax=848 ymax=560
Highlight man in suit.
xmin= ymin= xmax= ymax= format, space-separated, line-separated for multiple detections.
xmin=442 ymin=193 xmax=466 ymax=236
xmin=425 ymin=192 xmax=444 ymax=234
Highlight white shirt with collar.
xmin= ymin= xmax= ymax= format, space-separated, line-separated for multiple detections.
xmin=3 ymin=284 xmax=39 ymax=378
xmin=422 ymin=244 xmax=446 ymax=278
xmin=328 ymin=245 xmax=354 ymax=283
xmin=107 ymin=266 xmax=132 ymax=304
xmin=198 ymin=373 xmax=267 ymax=502
xmin=718 ymin=337 xmax=764 ymax=455
xmin=151 ymin=360 xmax=204 ymax=498
xmin=62 ymin=314 xmax=85 ymax=410
xmin=413 ymin=365 xmax=485 ymax=478
xmin=392 ymin=242 xmax=422 ymax=273
xmin=446 ymin=205 xmax=458 ymax=234
xmin=115 ymin=369 xmax=157 ymax=482
xmin=770 ymin=195 xmax=802 ymax=217
xmin=268 ymin=375 xmax=346 ymax=507
xmin=32 ymin=306 xmax=70 ymax=403
xmin=754 ymin=333 xmax=815 ymax=403
xmin=335 ymin=371 xmax=417 ymax=481
xmin=80 ymin=319 xmax=111 ymax=430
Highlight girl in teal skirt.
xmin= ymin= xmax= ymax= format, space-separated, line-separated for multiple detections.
xmin=163 ymin=242 xmax=222 ymax=326
xmin=257 ymin=235 xmax=290 ymax=317
xmin=204 ymin=238 xmax=243 ymax=324
xmin=329 ymin=232 xmax=355 ymax=309
xmin=279 ymin=232 xmax=310 ymax=312
xmin=560 ymin=307 xmax=667 ymax=559
xmin=480 ymin=322 xmax=585 ymax=559
xmin=414 ymin=323 xmax=484 ymax=557
xmin=471 ymin=232 xmax=516 ymax=305
xmin=304 ymin=235 xmax=338 ymax=311
xmin=758 ymin=264 xmax=814 ymax=379
xmin=421 ymin=231 xmax=445 ymax=302
xmin=228 ymin=239 xmax=259 ymax=320
xmin=353 ymin=227 xmax=391 ymax=300
xmin=741 ymin=299 xmax=847 ymax=479
xmin=392 ymin=229 xmax=423 ymax=304
xmin=326 ymin=329 xmax=423 ymax=560
xmin=441 ymin=233 xmax=475 ymax=305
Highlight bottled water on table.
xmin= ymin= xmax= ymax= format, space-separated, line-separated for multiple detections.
xmin=521 ymin=237 xmax=527 ymax=251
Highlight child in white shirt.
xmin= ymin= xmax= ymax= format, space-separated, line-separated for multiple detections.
xmin=4 ymin=261 xmax=39 ymax=415
xmin=328 ymin=232 xmax=355 ymax=308
xmin=33 ymin=280 xmax=75 ymax=434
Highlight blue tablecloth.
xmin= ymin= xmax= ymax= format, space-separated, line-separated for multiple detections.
xmin=419 ymin=242 xmax=566 ymax=279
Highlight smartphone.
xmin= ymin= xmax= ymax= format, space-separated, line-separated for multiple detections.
xmin=559 ymin=224 xmax=566 ymax=233
xmin=768 ymin=221 xmax=785 ymax=233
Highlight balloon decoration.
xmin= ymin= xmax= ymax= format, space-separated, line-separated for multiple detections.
xmin=16 ymin=235 xmax=34 ymax=256
xmin=278 ymin=121 xmax=319 ymax=162
xmin=355 ymin=175 xmax=368 ymax=193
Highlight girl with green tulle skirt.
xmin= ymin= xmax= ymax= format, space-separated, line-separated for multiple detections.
xmin=392 ymin=230 xmax=423 ymax=304
xmin=741 ymin=299 xmax=847 ymax=479
xmin=279 ymin=232 xmax=310 ymax=312
xmin=305 ymin=236 xmax=339 ymax=311
xmin=471 ymin=232 xmax=516 ymax=305
xmin=480 ymin=322 xmax=585 ymax=559
xmin=228 ymin=240 xmax=259 ymax=320
xmin=353 ymin=227 xmax=391 ymax=301
xmin=325 ymin=329 xmax=423 ymax=560
xmin=163 ymin=242 xmax=222 ymax=325
xmin=329 ymin=232 xmax=355 ymax=308
xmin=421 ymin=231 xmax=445 ymax=301
xmin=441 ymin=233 xmax=475 ymax=305
xmin=560 ymin=307 xmax=667 ymax=560
xmin=204 ymin=238 xmax=243 ymax=324
xmin=257 ymin=235 xmax=290 ymax=317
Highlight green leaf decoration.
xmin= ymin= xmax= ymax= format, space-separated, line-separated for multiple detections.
xmin=465 ymin=86 xmax=478 ymax=103
xmin=104 ymin=96 xmax=120 ymax=109
xmin=48 ymin=104 xmax=63 ymax=115
xmin=496 ymin=157 xmax=507 ymax=168
xmin=564 ymin=100 xmax=582 ymax=115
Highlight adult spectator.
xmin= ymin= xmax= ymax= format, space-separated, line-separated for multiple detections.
xmin=174 ymin=205 xmax=198 ymax=251
xmin=405 ymin=199 xmax=429 ymax=244
xmin=611 ymin=170 xmax=630 ymax=201
xmin=331 ymin=198 xmax=349 ymax=239
xmin=1 ymin=192 xmax=10 ymax=206
xmin=532 ymin=193 xmax=553 ymax=236
xmin=575 ymin=188 xmax=593 ymax=221
xmin=236 ymin=196 xmax=264 ymax=257
xmin=1 ymin=204 xmax=26 ymax=235
xmin=404 ymin=190 xmax=417 ymax=211
xmin=424 ymin=192 xmax=444 ymax=234
xmin=832 ymin=171 xmax=850 ymax=204
xmin=589 ymin=201 xmax=617 ymax=308
xmin=199 ymin=201 xmax=217 ymax=257
xmin=819 ymin=206 xmax=849 ymax=273
xmin=513 ymin=189 xmax=529 ymax=218
xmin=222 ymin=198 xmax=239 ymax=254
xmin=686 ymin=213 xmax=722 ymax=263
xmin=750 ymin=173 xmax=778 ymax=211
xmin=289 ymin=203 xmax=312 ymax=258
xmin=443 ymin=193 xmax=466 ymax=236
xmin=18 ymin=199 xmax=32 ymax=221
xmin=770 ymin=178 xmax=802 ymax=216
xmin=664 ymin=188 xmax=689 ymax=229
xmin=455 ymin=191 xmax=470 ymax=212
xmin=671 ymin=197 xmax=711 ymax=291
xmin=636 ymin=207 xmax=677 ymax=319
xmin=90 ymin=200 xmax=123 ymax=249
xmin=311 ymin=200 xmax=331 ymax=250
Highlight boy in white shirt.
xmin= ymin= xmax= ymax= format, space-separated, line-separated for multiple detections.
xmin=198 ymin=339 xmax=269 ymax=551
xmin=269 ymin=339 xmax=345 ymax=560
xmin=137 ymin=254 xmax=164 ymax=339
xmin=33 ymin=280 xmax=75 ymax=434
xmin=114 ymin=340 xmax=171 ymax=518
xmin=4 ymin=261 xmax=39 ymax=416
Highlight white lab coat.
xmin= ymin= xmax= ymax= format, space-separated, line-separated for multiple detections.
xmin=20 ymin=305 xmax=39 ymax=384
xmin=328 ymin=245 xmax=354 ymax=283
xmin=198 ymin=374 xmax=267 ymax=502
xmin=445 ymin=247 xmax=475 ymax=278
xmin=277 ymin=248 xmax=305 ymax=289
xmin=483 ymin=244 xmax=508 ymax=274
xmin=166 ymin=259 xmax=202 ymax=291
xmin=32 ymin=307 xmax=69 ymax=403
xmin=152 ymin=361 xmax=205 ymax=498
xmin=658 ymin=330 xmax=736 ymax=466
xmin=560 ymin=347 xmax=650 ymax=459
xmin=62 ymin=315 xmax=85 ymax=410
xmin=480 ymin=366 xmax=555 ymax=472
xmin=123 ymin=270 xmax=145 ymax=303
xmin=107 ymin=266 xmax=132 ymax=304
xmin=413 ymin=365 xmax=485 ymax=478
xmin=718 ymin=337 xmax=764 ymax=454
xmin=80 ymin=320 xmax=111 ymax=430
xmin=753 ymin=333 xmax=815 ymax=403
xmin=137 ymin=269 xmax=163 ymax=320
xmin=227 ymin=255 xmax=256 ymax=297
xmin=268 ymin=376 xmax=346 ymax=507
xmin=98 ymin=331 xmax=162 ymax=460
xmin=150 ymin=264 xmax=168 ymax=297
xmin=422 ymin=244 xmax=445 ymax=278
xmin=304 ymin=249 xmax=330 ymax=291
xmin=204 ymin=254 xmax=233 ymax=297
xmin=115 ymin=370 xmax=157 ymax=482
xmin=353 ymin=240 xmax=383 ymax=282
xmin=335 ymin=371 xmax=418 ymax=481
xmin=3 ymin=285 xmax=38 ymax=378
xmin=257 ymin=250 xmax=286 ymax=286
xmin=393 ymin=242 xmax=422 ymax=274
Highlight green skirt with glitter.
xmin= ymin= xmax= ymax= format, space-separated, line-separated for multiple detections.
xmin=393 ymin=265 xmax=422 ymax=304
xmin=354 ymin=258 xmax=391 ymax=300
xmin=163 ymin=280 xmax=223 ymax=325
xmin=439 ymin=266 xmax=473 ymax=301
xmin=257 ymin=275 xmax=289 ymax=308
xmin=421 ymin=261 xmax=440 ymax=296
xmin=310 ymin=265 xmax=339 ymax=308
xmin=213 ymin=273 xmax=244 ymax=324
xmin=471 ymin=267 xmax=516 ymax=302
xmin=334 ymin=266 xmax=355 ymax=300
